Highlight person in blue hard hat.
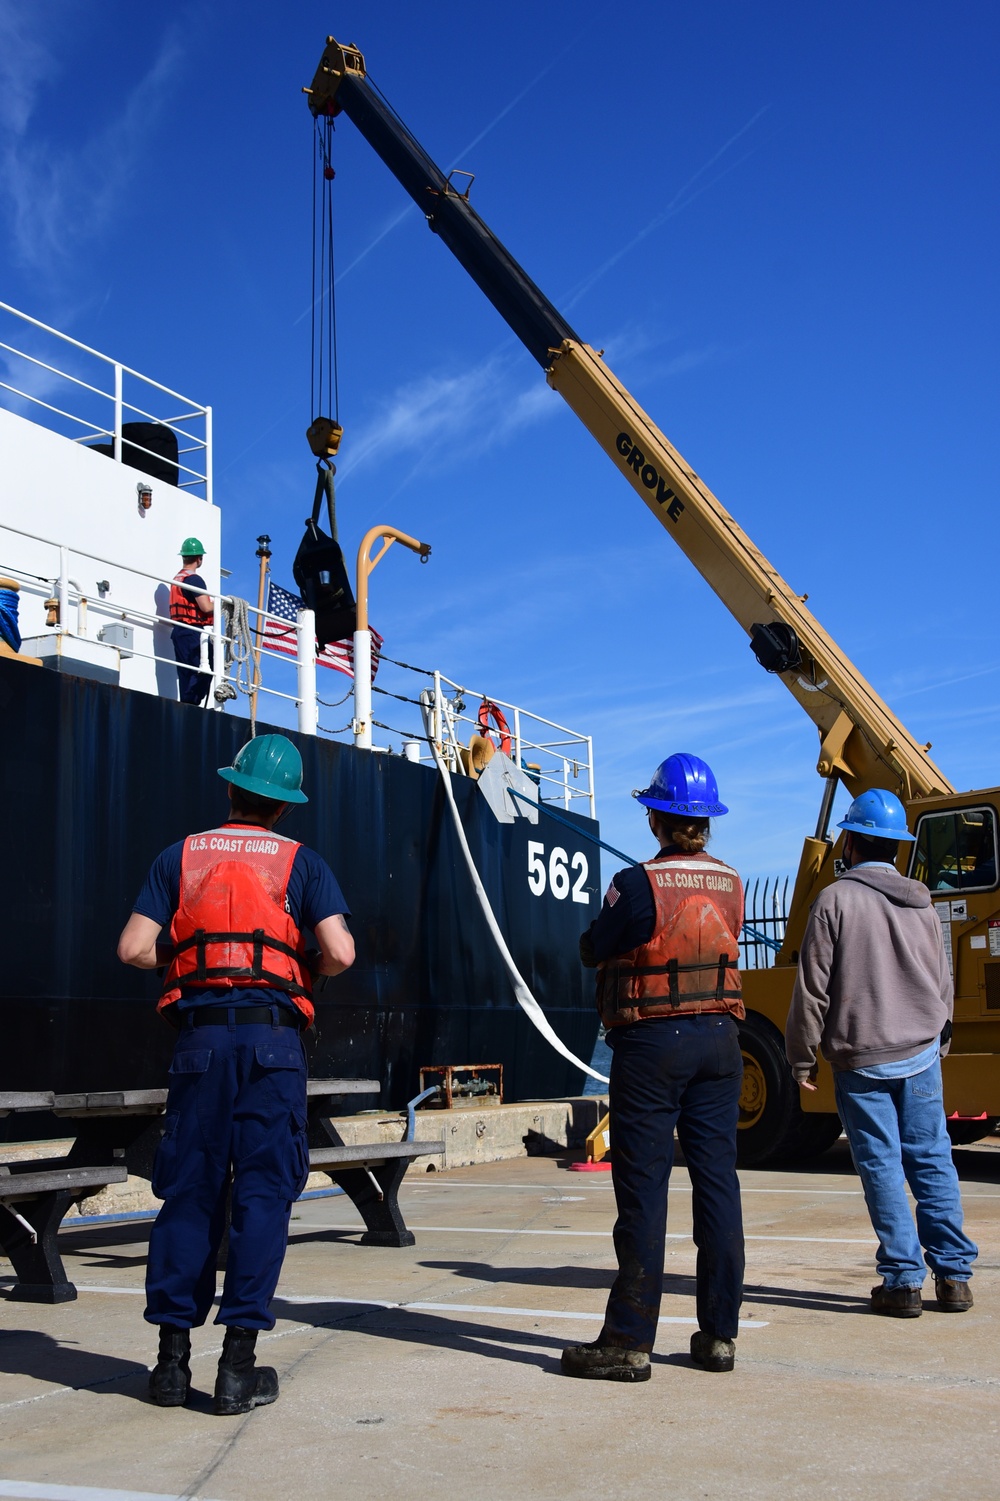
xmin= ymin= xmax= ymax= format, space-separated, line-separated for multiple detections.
xmin=169 ymin=538 xmax=215 ymax=705
xmin=786 ymin=787 xmax=977 ymax=1317
xmin=562 ymin=753 xmax=746 ymax=1382
xmin=117 ymin=734 xmax=355 ymax=1413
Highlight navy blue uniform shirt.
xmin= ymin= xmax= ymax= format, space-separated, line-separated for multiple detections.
xmin=133 ymin=822 xmax=350 ymax=1013
xmin=582 ymin=845 xmax=697 ymax=965
xmin=583 ymin=860 xmax=659 ymax=965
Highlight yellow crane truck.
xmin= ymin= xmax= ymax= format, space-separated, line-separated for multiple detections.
xmin=306 ymin=38 xmax=1000 ymax=1165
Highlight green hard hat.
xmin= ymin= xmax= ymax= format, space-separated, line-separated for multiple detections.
xmin=179 ymin=536 xmax=206 ymax=558
xmin=218 ymin=734 xmax=308 ymax=804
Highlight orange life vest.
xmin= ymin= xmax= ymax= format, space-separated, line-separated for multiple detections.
xmin=159 ymin=824 xmax=313 ymax=1023
xmin=596 ymin=851 xmax=744 ymax=1029
xmin=169 ymin=568 xmax=212 ymax=627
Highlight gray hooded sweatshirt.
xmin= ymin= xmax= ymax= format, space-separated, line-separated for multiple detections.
xmin=785 ymin=865 xmax=952 ymax=1080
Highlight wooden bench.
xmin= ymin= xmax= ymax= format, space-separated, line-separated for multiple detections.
xmin=0 ymin=1092 xmax=128 ymax=1303
xmin=0 ymin=1080 xmax=444 ymax=1299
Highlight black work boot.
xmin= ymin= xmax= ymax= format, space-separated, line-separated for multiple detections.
xmin=560 ymin=1341 xmax=651 ymax=1382
xmin=690 ymin=1331 xmax=736 ymax=1372
xmin=149 ymin=1325 xmax=191 ymax=1407
xmin=871 ymin=1282 xmax=923 ymax=1318
xmin=213 ymin=1326 xmax=279 ymax=1415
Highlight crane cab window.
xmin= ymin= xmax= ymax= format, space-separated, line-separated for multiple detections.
xmin=909 ymin=807 xmax=998 ymax=893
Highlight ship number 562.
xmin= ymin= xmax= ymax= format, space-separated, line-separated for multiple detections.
xmin=527 ymin=841 xmax=589 ymax=903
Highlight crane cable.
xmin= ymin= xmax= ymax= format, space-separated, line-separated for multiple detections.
xmin=420 ymin=692 xmax=608 ymax=1085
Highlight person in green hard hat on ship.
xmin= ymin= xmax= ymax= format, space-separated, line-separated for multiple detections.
xmin=117 ymin=735 xmax=355 ymax=1414
xmin=169 ymin=537 xmax=214 ymax=704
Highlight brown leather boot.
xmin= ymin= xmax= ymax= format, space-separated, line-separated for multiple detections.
xmin=935 ymin=1277 xmax=973 ymax=1311
xmin=871 ymin=1282 xmax=922 ymax=1317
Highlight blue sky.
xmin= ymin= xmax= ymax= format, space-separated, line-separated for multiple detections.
xmin=1 ymin=0 xmax=998 ymax=885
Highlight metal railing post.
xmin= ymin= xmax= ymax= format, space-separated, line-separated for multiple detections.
xmin=297 ymin=607 xmax=318 ymax=735
xmin=113 ymin=365 xmax=123 ymax=461
xmin=586 ymin=735 xmax=596 ymax=819
xmin=353 ymin=628 xmax=373 ymax=748
xmin=563 ymin=757 xmax=571 ymax=809
xmin=513 ymin=707 xmax=522 ymax=769
xmin=210 ymin=594 xmax=224 ymax=711
xmin=58 ymin=546 xmax=69 ymax=633
xmin=204 ymin=405 xmax=213 ymax=504
xmin=433 ymin=670 xmax=443 ymax=752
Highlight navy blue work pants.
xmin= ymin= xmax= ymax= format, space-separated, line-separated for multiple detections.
xmin=144 ymin=1014 xmax=309 ymax=1331
xmin=171 ymin=625 xmax=213 ymax=705
xmin=600 ymin=1014 xmax=745 ymax=1350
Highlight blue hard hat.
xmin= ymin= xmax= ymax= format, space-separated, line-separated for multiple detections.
xmin=632 ymin=753 xmax=728 ymax=817
xmin=838 ymin=788 xmax=914 ymax=842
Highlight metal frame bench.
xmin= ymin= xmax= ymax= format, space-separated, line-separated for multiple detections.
xmin=0 ymin=1080 xmax=445 ymax=1300
xmin=306 ymin=1084 xmax=445 ymax=1246
xmin=0 ymin=1092 xmax=128 ymax=1303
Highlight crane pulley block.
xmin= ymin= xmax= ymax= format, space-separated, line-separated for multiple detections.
xmin=306 ymin=417 xmax=343 ymax=459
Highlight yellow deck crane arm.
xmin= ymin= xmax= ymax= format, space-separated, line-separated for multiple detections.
xmin=305 ymin=40 xmax=1000 ymax=1164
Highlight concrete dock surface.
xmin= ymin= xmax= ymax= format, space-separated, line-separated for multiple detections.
xmin=1 ymin=1139 xmax=998 ymax=1501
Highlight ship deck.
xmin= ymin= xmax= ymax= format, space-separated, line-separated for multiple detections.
xmin=1 ymin=1140 xmax=998 ymax=1500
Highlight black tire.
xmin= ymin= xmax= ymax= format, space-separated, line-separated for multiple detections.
xmin=736 ymin=1012 xmax=843 ymax=1167
xmin=947 ymin=1117 xmax=999 ymax=1146
xmin=736 ymin=1012 xmax=797 ymax=1167
xmin=782 ymin=1110 xmax=843 ymax=1163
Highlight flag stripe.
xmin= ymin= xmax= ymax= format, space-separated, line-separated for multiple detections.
xmin=263 ymin=582 xmax=381 ymax=682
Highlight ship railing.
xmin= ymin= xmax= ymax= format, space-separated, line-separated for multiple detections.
xmin=2 ymin=525 xmax=595 ymax=808
xmin=740 ymin=873 xmax=790 ymax=969
xmin=347 ymin=649 xmax=594 ymax=815
xmin=0 ymin=525 xmax=317 ymax=726
xmin=0 ymin=301 xmax=212 ymax=502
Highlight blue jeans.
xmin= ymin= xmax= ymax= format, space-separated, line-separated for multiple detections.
xmin=834 ymin=1058 xmax=977 ymax=1289
xmin=600 ymin=1014 xmax=745 ymax=1350
xmin=145 ymin=1014 xmax=309 ymax=1330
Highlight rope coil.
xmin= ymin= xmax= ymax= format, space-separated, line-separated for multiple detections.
xmin=0 ymin=585 xmax=21 ymax=653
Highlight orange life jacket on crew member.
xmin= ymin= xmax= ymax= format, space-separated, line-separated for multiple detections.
xmin=169 ymin=568 xmax=212 ymax=627
xmin=596 ymin=851 xmax=744 ymax=1029
xmin=159 ymin=825 xmax=314 ymax=1023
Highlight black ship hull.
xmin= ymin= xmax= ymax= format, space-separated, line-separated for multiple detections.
xmin=1 ymin=657 xmax=601 ymax=1122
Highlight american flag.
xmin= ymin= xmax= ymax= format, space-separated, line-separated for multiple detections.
xmin=263 ymin=581 xmax=382 ymax=682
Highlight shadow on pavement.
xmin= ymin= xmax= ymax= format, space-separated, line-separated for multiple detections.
xmin=271 ymin=1297 xmax=567 ymax=1374
xmin=0 ymin=1328 xmax=150 ymax=1403
xmin=416 ymin=1260 xmax=870 ymax=1315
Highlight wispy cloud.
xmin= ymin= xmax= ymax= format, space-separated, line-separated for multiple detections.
xmin=0 ymin=9 xmax=186 ymax=282
xmin=0 ymin=0 xmax=48 ymax=139
xmin=335 ymin=346 xmax=554 ymax=487
xmin=325 ymin=25 xmax=599 ymax=296
xmin=563 ymin=106 xmax=773 ymax=311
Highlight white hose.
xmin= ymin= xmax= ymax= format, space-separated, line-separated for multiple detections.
xmin=421 ymin=694 xmax=608 ymax=1085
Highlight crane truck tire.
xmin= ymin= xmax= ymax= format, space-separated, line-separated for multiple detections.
xmin=946 ymin=1117 xmax=999 ymax=1147
xmin=736 ymin=1012 xmax=841 ymax=1168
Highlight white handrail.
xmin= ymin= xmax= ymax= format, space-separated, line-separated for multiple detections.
xmin=0 ymin=518 xmax=592 ymax=787
xmin=0 ymin=300 xmax=211 ymax=498
xmin=0 ymin=299 xmax=210 ymax=407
